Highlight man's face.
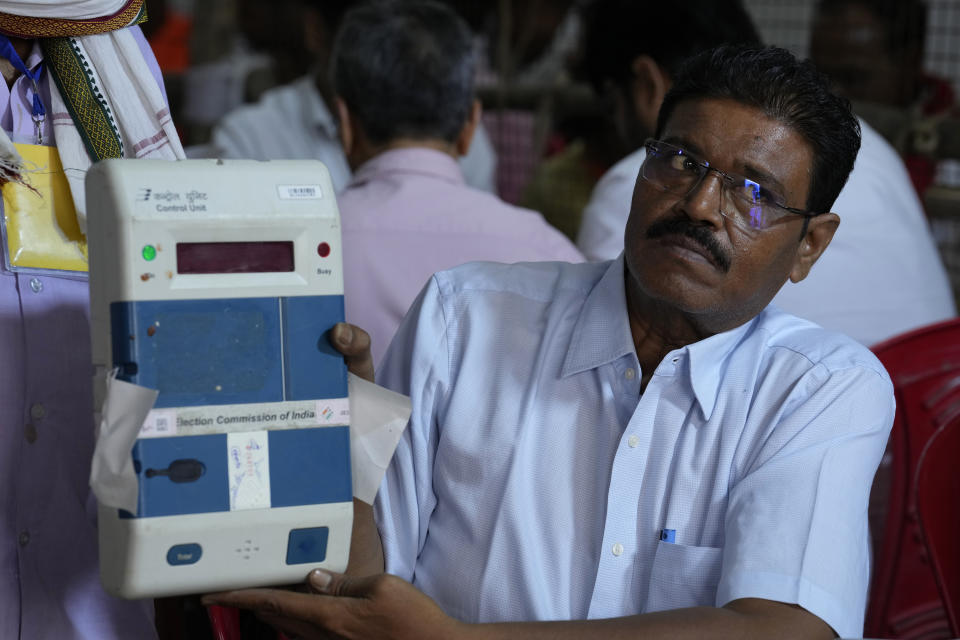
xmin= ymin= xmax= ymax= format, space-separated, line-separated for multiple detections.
xmin=624 ymin=97 xmax=819 ymax=331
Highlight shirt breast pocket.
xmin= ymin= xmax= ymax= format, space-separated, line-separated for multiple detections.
xmin=644 ymin=540 xmax=723 ymax=613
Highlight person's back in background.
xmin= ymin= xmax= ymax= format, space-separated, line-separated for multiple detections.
xmin=575 ymin=0 xmax=955 ymax=346
xmin=330 ymin=0 xmax=582 ymax=363
xmin=209 ymin=0 xmax=498 ymax=195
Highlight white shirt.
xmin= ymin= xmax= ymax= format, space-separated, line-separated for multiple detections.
xmin=209 ymin=76 xmax=498 ymax=194
xmin=375 ymin=257 xmax=894 ymax=639
xmin=576 ymin=120 xmax=956 ymax=345
xmin=208 ymin=76 xmax=351 ymax=189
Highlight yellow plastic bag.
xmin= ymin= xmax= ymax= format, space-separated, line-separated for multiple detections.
xmin=2 ymin=142 xmax=87 ymax=273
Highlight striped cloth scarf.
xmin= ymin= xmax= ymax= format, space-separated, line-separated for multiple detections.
xmin=0 ymin=0 xmax=185 ymax=231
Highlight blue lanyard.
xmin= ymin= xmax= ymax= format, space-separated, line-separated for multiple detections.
xmin=0 ymin=35 xmax=45 ymax=143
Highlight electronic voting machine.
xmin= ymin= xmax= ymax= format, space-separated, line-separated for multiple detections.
xmin=87 ymin=159 xmax=352 ymax=598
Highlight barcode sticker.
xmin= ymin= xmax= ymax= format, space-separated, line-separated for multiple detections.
xmin=277 ymin=184 xmax=323 ymax=200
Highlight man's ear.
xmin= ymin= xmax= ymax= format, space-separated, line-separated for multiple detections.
xmin=789 ymin=213 xmax=840 ymax=283
xmin=629 ymin=55 xmax=670 ymax=137
xmin=455 ymin=99 xmax=482 ymax=157
xmin=335 ymin=96 xmax=354 ymax=156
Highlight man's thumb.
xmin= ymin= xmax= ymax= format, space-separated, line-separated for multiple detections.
xmin=308 ymin=568 xmax=335 ymax=592
xmin=308 ymin=568 xmax=381 ymax=598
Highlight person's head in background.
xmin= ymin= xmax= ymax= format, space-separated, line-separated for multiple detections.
xmin=301 ymin=0 xmax=353 ymax=85
xmin=809 ymin=0 xmax=927 ymax=109
xmin=235 ymin=0 xmax=352 ymax=86
xmin=329 ymin=0 xmax=482 ymax=171
xmin=581 ymin=0 xmax=761 ymax=156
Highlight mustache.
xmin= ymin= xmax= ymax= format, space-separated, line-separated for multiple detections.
xmin=646 ymin=216 xmax=731 ymax=272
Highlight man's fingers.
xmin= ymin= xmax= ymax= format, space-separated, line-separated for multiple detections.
xmin=308 ymin=569 xmax=396 ymax=600
xmin=329 ymin=322 xmax=375 ymax=382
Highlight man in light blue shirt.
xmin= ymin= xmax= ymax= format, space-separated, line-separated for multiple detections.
xmin=209 ymin=44 xmax=894 ymax=640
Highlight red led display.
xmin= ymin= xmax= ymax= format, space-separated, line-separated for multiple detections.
xmin=176 ymin=241 xmax=295 ymax=274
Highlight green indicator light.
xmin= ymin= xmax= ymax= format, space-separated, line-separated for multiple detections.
xmin=142 ymin=245 xmax=157 ymax=261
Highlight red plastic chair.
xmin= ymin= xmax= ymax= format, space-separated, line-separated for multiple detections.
xmin=866 ymin=318 xmax=960 ymax=639
xmin=208 ymin=605 xmax=241 ymax=640
xmin=208 ymin=605 xmax=290 ymax=640
xmin=915 ymin=406 xmax=960 ymax=632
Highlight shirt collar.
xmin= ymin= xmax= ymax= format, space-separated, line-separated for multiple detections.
xmin=561 ymin=253 xmax=758 ymax=422
xmin=350 ymin=147 xmax=465 ymax=188
xmin=683 ymin=316 xmax=756 ymax=421
xmin=561 ymin=255 xmax=636 ymax=377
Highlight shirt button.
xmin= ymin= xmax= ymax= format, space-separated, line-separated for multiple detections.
xmin=30 ymin=403 xmax=45 ymax=419
xmin=18 ymin=530 xmax=29 ymax=547
xmin=24 ymin=423 xmax=37 ymax=443
xmin=612 ymin=542 xmax=624 ymax=557
xmin=627 ymin=434 xmax=639 ymax=448
xmin=29 ymin=277 xmax=43 ymax=293
xmin=624 ymin=368 xmax=636 ymax=380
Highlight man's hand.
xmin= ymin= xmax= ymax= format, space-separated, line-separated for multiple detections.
xmin=203 ymin=569 xmax=464 ymax=640
xmin=205 ymin=571 xmax=834 ymax=640
xmin=329 ymin=322 xmax=374 ymax=382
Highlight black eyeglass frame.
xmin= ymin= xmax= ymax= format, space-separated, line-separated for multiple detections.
xmin=640 ymin=138 xmax=823 ymax=230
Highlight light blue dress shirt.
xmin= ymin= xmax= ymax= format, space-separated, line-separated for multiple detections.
xmin=374 ymin=257 xmax=895 ymax=638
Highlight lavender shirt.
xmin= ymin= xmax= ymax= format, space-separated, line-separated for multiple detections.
xmin=0 ymin=28 xmax=161 ymax=640
xmin=340 ymin=148 xmax=584 ymax=365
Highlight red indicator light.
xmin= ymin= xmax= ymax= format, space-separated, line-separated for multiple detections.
xmin=317 ymin=242 xmax=331 ymax=258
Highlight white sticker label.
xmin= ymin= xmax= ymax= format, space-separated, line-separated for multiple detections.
xmin=139 ymin=409 xmax=178 ymax=437
xmin=137 ymin=398 xmax=350 ymax=438
xmin=277 ymin=184 xmax=323 ymax=200
xmin=228 ymin=431 xmax=272 ymax=511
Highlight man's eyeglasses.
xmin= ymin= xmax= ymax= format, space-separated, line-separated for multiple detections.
xmin=639 ymin=139 xmax=819 ymax=232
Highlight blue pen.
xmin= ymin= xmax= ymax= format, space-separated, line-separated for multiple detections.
xmin=659 ymin=528 xmax=676 ymax=543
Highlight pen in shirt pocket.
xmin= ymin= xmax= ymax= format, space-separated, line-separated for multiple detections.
xmin=659 ymin=528 xmax=676 ymax=543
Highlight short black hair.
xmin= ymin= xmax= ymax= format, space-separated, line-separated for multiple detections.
xmin=656 ymin=45 xmax=862 ymax=215
xmin=581 ymin=0 xmax=762 ymax=93
xmin=330 ymin=0 xmax=476 ymax=145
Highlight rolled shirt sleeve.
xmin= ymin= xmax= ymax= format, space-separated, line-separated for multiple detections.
xmin=374 ymin=275 xmax=450 ymax=582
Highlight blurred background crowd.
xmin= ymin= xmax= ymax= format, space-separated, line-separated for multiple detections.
xmin=147 ymin=0 xmax=960 ymax=298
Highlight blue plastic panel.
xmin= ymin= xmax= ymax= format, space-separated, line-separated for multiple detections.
xmin=111 ymin=298 xmax=283 ymax=408
xmin=110 ymin=295 xmax=348 ymax=408
xmin=269 ymin=427 xmax=352 ymax=507
xmin=281 ymin=296 xmax=348 ymax=400
xmin=286 ymin=527 xmax=329 ymax=565
xmin=129 ymin=427 xmax=350 ymax=518
xmin=133 ymin=434 xmax=229 ymax=517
